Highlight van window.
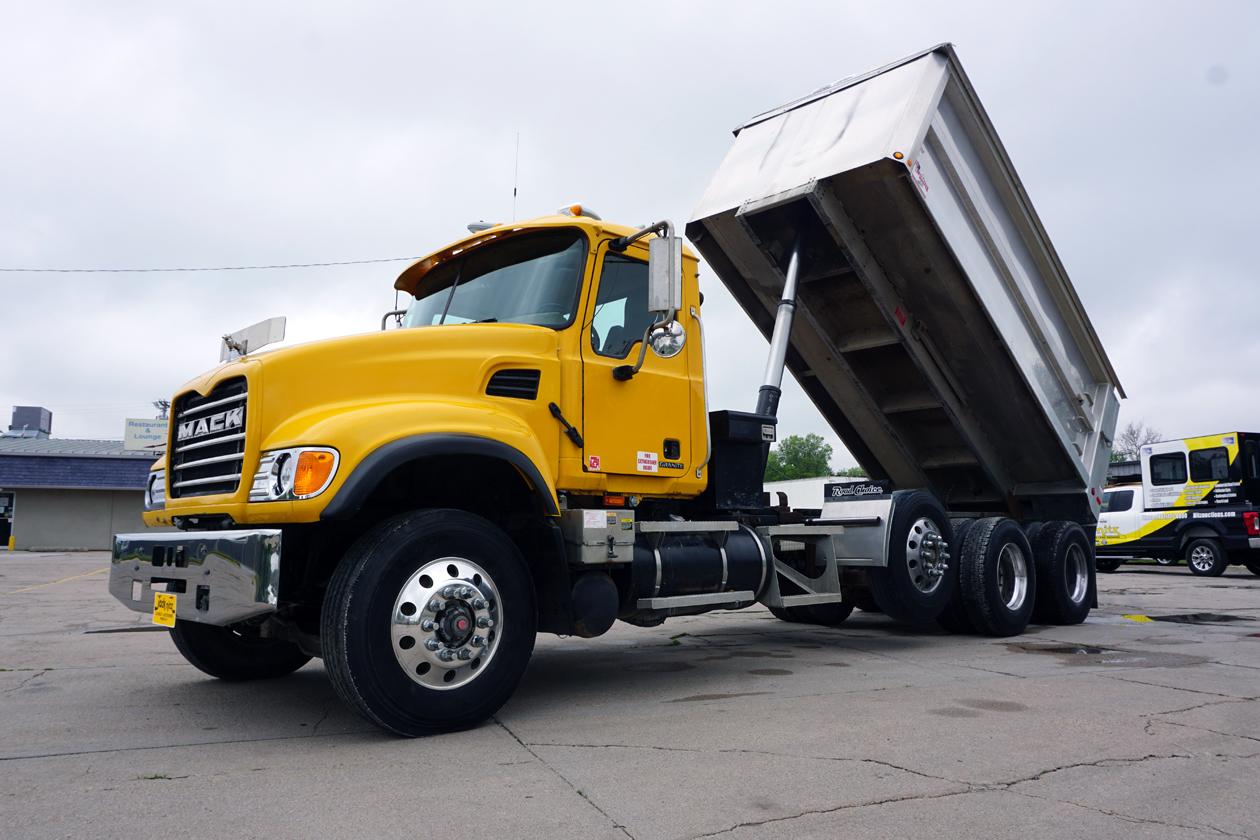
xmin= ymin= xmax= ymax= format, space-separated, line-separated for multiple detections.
xmin=1189 ymin=447 xmax=1230 ymax=482
xmin=1150 ymin=452 xmax=1187 ymax=485
xmin=1102 ymin=489 xmax=1133 ymax=513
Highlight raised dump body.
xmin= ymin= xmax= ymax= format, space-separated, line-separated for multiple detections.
xmin=688 ymin=44 xmax=1123 ymax=524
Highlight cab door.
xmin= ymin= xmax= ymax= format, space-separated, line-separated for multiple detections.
xmin=580 ymin=241 xmax=692 ymax=485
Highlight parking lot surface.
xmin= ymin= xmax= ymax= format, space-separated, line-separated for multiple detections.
xmin=3 ymin=551 xmax=1260 ymax=839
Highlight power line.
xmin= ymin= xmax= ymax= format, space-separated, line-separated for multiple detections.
xmin=0 ymin=255 xmax=422 ymax=274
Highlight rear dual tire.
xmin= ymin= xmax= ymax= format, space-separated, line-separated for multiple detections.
xmin=938 ymin=517 xmax=1036 ymax=636
xmin=1030 ymin=521 xmax=1092 ymax=626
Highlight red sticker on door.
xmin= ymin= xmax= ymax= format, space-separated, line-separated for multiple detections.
xmin=587 ymin=455 xmax=601 ymax=471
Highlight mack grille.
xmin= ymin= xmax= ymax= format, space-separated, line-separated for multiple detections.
xmin=169 ymin=378 xmax=248 ymax=498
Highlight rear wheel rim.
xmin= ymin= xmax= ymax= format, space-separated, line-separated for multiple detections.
xmin=905 ymin=517 xmax=949 ymax=594
xmin=996 ymin=543 xmax=1029 ymax=611
xmin=1065 ymin=544 xmax=1089 ymax=604
xmin=1189 ymin=546 xmax=1215 ymax=571
xmin=390 ymin=556 xmax=502 ymax=691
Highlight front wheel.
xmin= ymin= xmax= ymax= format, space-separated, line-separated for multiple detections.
xmin=170 ymin=621 xmax=311 ymax=681
xmin=1185 ymin=539 xmax=1228 ymax=577
xmin=1095 ymin=557 xmax=1124 ymax=573
xmin=321 ymin=509 xmax=536 ymax=736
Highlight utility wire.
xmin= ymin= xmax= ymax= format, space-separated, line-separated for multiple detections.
xmin=0 ymin=255 xmax=422 ymax=274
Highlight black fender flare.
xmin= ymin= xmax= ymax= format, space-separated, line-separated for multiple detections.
xmin=1175 ymin=521 xmax=1226 ymax=551
xmin=320 ymin=433 xmax=559 ymax=520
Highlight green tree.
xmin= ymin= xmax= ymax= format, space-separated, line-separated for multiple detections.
xmin=833 ymin=466 xmax=868 ymax=478
xmin=765 ymin=433 xmax=833 ymax=481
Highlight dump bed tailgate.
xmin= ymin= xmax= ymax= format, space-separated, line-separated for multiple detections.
xmin=687 ymin=44 xmax=1122 ymax=523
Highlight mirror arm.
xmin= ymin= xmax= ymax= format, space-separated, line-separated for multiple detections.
xmin=610 ymin=220 xmax=674 ymax=253
xmin=612 ymin=316 xmax=667 ymax=381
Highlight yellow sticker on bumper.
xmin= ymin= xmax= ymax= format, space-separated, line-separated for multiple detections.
xmin=153 ymin=591 xmax=177 ymax=627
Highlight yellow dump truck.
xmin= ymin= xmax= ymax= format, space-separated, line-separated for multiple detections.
xmin=109 ymin=45 xmax=1122 ymax=735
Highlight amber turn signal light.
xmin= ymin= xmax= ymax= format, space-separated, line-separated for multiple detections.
xmin=294 ymin=450 xmax=337 ymax=497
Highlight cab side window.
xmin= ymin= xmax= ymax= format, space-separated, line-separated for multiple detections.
xmin=590 ymin=253 xmax=655 ymax=359
xmin=1189 ymin=447 xmax=1229 ymax=482
xmin=1102 ymin=489 xmax=1133 ymax=513
xmin=1150 ymin=453 xmax=1187 ymax=485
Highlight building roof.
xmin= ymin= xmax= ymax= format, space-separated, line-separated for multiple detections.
xmin=0 ymin=438 xmax=158 ymax=490
xmin=0 ymin=437 xmax=159 ymax=459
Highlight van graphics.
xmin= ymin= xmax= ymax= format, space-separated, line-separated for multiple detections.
xmin=825 ymin=480 xmax=891 ymax=501
xmin=176 ymin=407 xmax=243 ymax=442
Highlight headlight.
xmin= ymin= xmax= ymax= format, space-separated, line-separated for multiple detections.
xmin=144 ymin=470 xmax=167 ymax=510
xmin=250 ymin=447 xmax=339 ymax=502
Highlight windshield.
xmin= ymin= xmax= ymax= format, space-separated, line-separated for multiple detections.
xmin=403 ymin=230 xmax=587 ymax=329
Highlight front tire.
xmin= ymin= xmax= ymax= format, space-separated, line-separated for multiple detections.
xmin=321 ymin=509 xmax=536 ymax=736
xmin=1185 ymin=538 xmax=1228 ymax=577
xmin=1095 ymin=556 xmax=1124 ymax=573
xmin=958 ymin=517 xmax=1036 ymax=637
xmin=170 ymin=621 xmax=311 ymax=681
xmin=868 ymin=491 xmax=955 ymax=625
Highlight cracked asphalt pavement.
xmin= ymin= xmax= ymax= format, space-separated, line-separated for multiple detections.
xmin=4 ymin=552 xmax=1260 ymax=839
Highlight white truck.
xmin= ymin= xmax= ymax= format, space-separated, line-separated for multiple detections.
xmin=1097 ymin=432 xmax=1260 ymax=575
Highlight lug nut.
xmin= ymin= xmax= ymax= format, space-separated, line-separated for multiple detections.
xmin=471 ymin=598 xmax=487 ymax=610
xmin=457 ymin=649 xmax=473 ymax=660
xmin=437 ymin=649 xmax=456 ymax=662
xmin=420 ymin=619 xmax=436 ymax=632
xmin=427 ymin=599 xmax=442 ymax=612
xmin=471 ymin=635 xmax=485 ymax=648
xmin=424 ymin=638 xmax=441 ymax=651
xmin=477 ymin=616 xmax=494 ymax=629
xmin=442 ymin=585 xmax=459 ymax=598
xmin=461 ymin=586 xmax=476 ymax=599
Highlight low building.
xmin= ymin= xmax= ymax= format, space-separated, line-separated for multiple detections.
xmin=0 ymin=435 xmax=159 ymax=551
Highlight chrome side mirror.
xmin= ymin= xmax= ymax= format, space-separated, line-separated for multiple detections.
xmin=648 ymin=320 xmax=686 ymax=358
xmin=647 ymin=229 xmax=682 ymax=321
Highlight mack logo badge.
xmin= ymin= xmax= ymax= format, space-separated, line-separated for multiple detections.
xmin=177 ymin=407 xmax=244 ymax=441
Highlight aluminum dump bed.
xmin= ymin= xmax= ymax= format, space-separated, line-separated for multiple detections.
xmin=687 ymin=44 xmax=1122 ymax=523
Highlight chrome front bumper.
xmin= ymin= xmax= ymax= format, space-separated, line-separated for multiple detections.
xmin=109 ymin=530 xmax=282 ymax=626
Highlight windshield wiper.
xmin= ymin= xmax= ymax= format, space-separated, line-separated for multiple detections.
xmin=471 ymin=317 xmax=498 ymax=324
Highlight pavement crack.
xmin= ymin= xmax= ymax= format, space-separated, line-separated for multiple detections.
xmin=992 ymin=752 xmax=1193 ymax=789
xmin=686 ymin=788 xmax=973 ymax=838
xmin=1 ymin=668 xmax=48 ymax=695
xmin=1101 ymin=673 xmax=1259 ymax=701
xmin=1010 ymin=788 xmax=1254 ymax=839
xmin=494 ymin=718 xmax=634 ymax=839
xmin=523 ymin=741 xmax=966 ymax=786
xmin=308 ymin=702 xmax=333 ymax=736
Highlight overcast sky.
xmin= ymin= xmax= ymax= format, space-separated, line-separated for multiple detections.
xmin=2 ymin=1 xmax=1256 ymax=466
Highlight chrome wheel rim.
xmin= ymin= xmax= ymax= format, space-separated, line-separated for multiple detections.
xmin=391 ymin=557 xmax=501 ymax=690
xmin=996 ymin=543 xmax=1029 ymax=611
xmin=1065 ymin=544 xmax=1089 ymax=604
xmin=1189 ymin=546 xmax=1215 ymax=572
xmin=905 ymin=517 xmax=950 ymax=594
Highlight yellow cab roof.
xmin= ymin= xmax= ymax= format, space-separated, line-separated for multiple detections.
xmin=393 ymin=212 xmax=695 ymax=296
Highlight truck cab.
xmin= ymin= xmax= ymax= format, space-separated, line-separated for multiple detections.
xmin=1096 ymin=433 xmax=1260 ymax=574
